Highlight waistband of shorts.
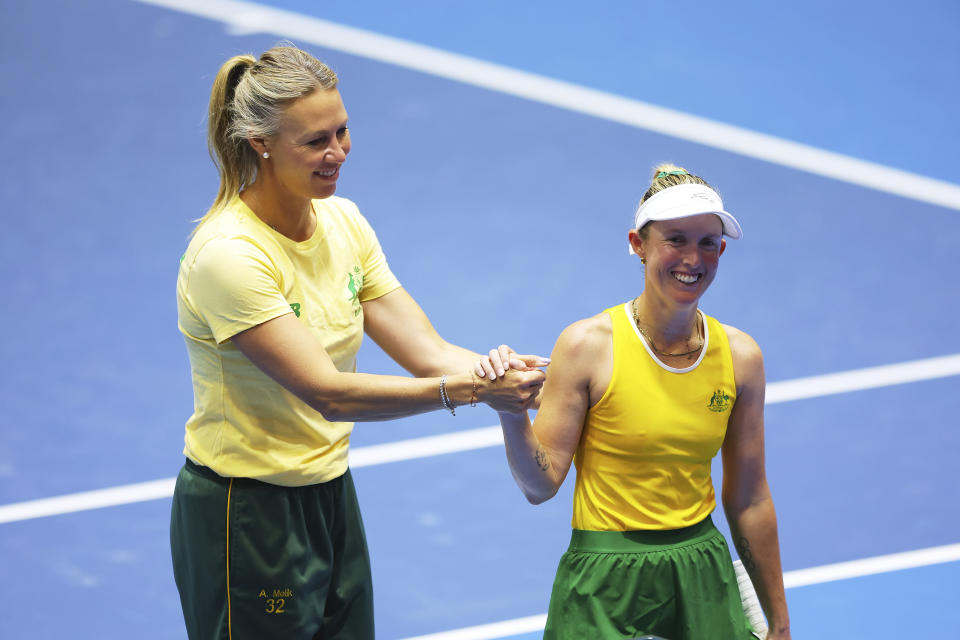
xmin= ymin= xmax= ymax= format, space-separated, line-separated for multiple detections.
xmin=182 ymin=457 xmax=348 ymax=489
xmin=183 ymin=457 xmax=238 ymax=484
xmin=567 ymin=515 xmax=718 ymax=553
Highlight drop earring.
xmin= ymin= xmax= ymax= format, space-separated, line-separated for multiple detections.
xmin=262 ymin=152 xmax=270 ymax=159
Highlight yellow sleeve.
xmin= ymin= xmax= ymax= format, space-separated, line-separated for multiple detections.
xmin=183 ymin=236 xmax=293 ymax=343
xmin=351 ymin=207 xmax=401 ymax=303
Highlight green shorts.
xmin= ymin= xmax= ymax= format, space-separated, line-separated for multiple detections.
xmin=544 ymin=516 xmax=759 ymax=640
xmin=170 ymin=459 xmax=374 ymax=640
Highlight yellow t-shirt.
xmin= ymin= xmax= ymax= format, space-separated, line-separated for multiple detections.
xmin=571 ymin=302 xmax=737 ymax=530
xmin=176 ymin=195 xmax=401 ymax=486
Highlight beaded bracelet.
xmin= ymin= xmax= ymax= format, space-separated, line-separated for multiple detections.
xmin=439 ymin=374 xmax=455 ymax=415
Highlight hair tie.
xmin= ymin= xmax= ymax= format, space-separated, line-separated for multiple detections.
xmin=656 ymin=170 xmax=689 ymax=179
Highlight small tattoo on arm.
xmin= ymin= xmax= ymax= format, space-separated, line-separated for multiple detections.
xmin=534 ymin=445 xmax=549 ymax=471
xmin=736 ymin=536 xmax=757 ymax=572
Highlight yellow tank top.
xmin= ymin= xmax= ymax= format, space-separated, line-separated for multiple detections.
xmin=571 ymin=302 xmax=737 ymax=531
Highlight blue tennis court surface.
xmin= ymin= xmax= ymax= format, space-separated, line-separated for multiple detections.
xmin=2 ymin=1 xmax=958 ymax=638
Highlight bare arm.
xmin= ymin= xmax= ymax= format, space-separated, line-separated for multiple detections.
xmin=721 ymin=326 xmax=791 ymax=639
xmin=231 ymin=309 xmax=544 ymax=422
xmin=365 ymin=288 xmax=547 ymax=384
xmin=498 ymin=315 xmax=610 ymax=504
xmin=362 ymin=288 xmax=484 ymax=377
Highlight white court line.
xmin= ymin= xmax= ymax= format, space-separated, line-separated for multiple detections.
xmin=0 ymin=430 xmax=504 ymax=525
xmin=349 ymin=427 xmax=503 ymax=468
xmin=132 ymin=0 xmax=960 ymax=211
xmin=398 ymin=614 xmax=548 ymax=640
xmin=766 ymin=352 xmax=960 ymax=403
xmin=399 ymin=543 xmax=960 ymax=640
xmin=0 ymin=429 xmax=504 ymax=525
xmin=1 ymin=352 xmax=959 ymax=525
xmin=0 ymin=478 xmax=178 ymax=526
xmin=782 ymin=542 xmax=960 ymax=588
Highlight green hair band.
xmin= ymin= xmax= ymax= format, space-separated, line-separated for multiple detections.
xmin=656 ymin=169 xmax=689 ymax=179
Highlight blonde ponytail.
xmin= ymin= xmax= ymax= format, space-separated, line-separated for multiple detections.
xmin=206 ymin=54 xmax=258 ymax=220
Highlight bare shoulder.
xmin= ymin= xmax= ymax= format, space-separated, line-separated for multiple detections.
xmin=555 ymin=312 xmax=612 ymax=359
xmin=721 ymin=323 xmax=763 ymax=360
xmin=721 ymin=323 xmax=765 ymax=390
xmin=549 ymin=312 xmax=614 ymax=404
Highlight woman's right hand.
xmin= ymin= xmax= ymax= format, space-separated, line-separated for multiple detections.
xmin=470 ymin=344 xmax=549 ymax=413
xmin=475 ymin=367 xmax=545 ymax=414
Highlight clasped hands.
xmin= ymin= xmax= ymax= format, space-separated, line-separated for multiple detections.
xmin=473 ymin=344 xmax=549 ymax=415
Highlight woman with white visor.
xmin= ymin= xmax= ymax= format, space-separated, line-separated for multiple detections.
xmin=489 ymin=164 xmax=790 ymax=638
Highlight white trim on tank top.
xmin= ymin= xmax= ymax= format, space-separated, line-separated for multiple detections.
xmin=620 ymin=302 xmax=709 ymax=374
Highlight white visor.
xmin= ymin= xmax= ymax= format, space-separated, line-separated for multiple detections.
xmin=630 ymin=183 xmax=742 ymax=253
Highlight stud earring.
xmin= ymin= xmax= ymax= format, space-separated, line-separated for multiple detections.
xmin=262 ymin=152 xmax=270 ymax=159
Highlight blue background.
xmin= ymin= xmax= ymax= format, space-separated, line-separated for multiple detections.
xmin=1 ymin=0 xmax=958 ymax=637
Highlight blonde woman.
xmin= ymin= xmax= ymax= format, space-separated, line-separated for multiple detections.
xmin=170 ymin=45 xmax=546 ymax=640
xmin=492 ymin=166 xmax=790 ymax=639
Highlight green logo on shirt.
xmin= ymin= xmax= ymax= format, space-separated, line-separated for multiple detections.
xmin=347 ymin=266 xmax=364 ymax=316
xmin=707 ymin=389 xmax=732 ymax=412
xmin=290 ymin=302 xmax=301 ymax=318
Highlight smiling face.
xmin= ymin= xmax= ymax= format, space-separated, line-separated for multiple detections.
xmin=630 ymin=213 xmax=726 ymax=306
xmin=258 ymin=87 xmax=351 ymax=200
